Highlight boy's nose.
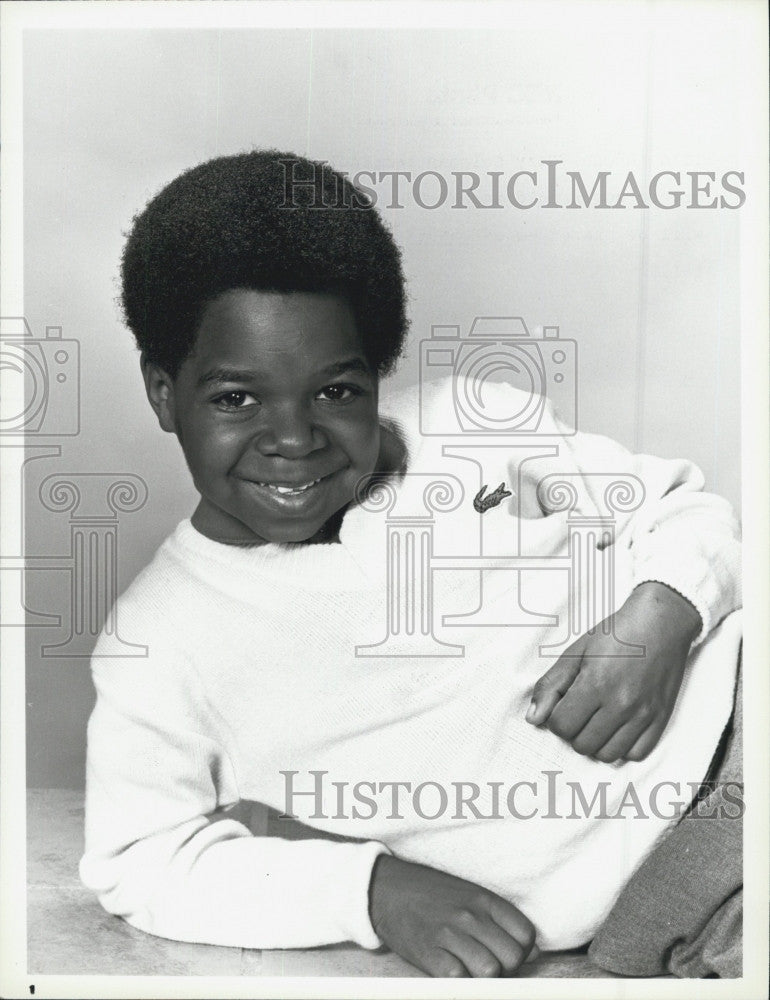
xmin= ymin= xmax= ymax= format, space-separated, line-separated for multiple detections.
xmin=255 ymin=403 xmax=324 ymax=458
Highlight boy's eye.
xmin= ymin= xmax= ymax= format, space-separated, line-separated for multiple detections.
xmin=317 ymin=383 xmax=362 ymax=403
xmin=213 ymin=390 xmax=259 ymax=410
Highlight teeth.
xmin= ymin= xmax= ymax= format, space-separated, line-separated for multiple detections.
xmin=258 ymin=478 xmax=321 ymax=495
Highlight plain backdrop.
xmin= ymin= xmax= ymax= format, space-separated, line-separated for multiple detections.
xmin=21 ymin=13 xmax=751 ymax=787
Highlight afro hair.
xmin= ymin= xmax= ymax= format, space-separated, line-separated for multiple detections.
xmin=121 ymin=150 xmax=408 ymax=379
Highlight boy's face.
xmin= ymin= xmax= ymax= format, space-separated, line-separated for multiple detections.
xmin=146 ymin=289 xmax=381 ymax=546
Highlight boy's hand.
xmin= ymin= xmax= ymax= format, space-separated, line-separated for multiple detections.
xmin=526 ymin=582 xmax=702 ymax=763
xmin=369 ymin=855 xmax=539 ymax=977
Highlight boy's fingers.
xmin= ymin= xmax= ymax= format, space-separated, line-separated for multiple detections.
xmin=442 ymin=930 xmax=508 ymax=978
xmin=524 ymin=943 xmax=541 ymax=963
xmin=429 ymin=947 xmax=468 ymax=978
xmin=548 ymin=695 xmax=601 ymax=742
xmin=570 ymin=707 xmax=630 ymax=758
xmin=470 ymin=918 xmax=531 ymax=975
xmin=526 ymin=654 xmax=582 ymax=726
xmin=488 ymin=897 xmax=538 ymax=958
xmin=586 ymin=716 xmax=647 ymax=762
xmin=623 ymin=722 xmax=665 ymax=762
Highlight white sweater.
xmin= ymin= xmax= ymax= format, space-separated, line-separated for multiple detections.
xmin=80 ymin=377 xmax=742 ymax=952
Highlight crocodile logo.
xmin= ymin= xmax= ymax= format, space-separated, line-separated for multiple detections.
xmin=473 ymin=482 xmax=513 ymax=513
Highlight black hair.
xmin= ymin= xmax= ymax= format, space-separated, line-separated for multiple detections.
xmin=121 ymin=150 xmax=408 ymax=379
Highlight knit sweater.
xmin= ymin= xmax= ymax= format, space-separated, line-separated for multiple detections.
xmin=80 ymin=376 xmax=742 ymax=952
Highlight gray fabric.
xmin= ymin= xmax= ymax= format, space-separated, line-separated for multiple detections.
xmin=588 ymin=649 xmax=743 ymax=978
xmin=667 ymin=888 xmax=742 ymax=978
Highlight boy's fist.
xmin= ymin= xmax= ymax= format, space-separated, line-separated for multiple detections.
xmin=369 ymin=855 xmax=539 ymax=977
xmin=526 ymin=582 xmax=702 ymax=763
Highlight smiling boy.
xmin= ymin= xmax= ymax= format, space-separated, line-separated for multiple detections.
xmin=145 ymin=290 xmax=383 ymax=547
xmin=80 ymin=150 xmax=742 ymax=977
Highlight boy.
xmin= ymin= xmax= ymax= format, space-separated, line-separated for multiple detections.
xmin=80 ymin=150 xmax=742 ymax=977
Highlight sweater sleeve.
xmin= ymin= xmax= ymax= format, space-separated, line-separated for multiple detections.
xmin=79 ymin=634 xmax=389 ymax=950
xmin=546 ymin=403 xmax=742 ymax=645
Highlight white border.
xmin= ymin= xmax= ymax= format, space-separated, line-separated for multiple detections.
xmin=1 ymin=1 xmax=767 ymax=998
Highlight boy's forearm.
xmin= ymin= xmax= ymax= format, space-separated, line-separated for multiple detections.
xmin=83 ymin=818 xmax=388 ymax=951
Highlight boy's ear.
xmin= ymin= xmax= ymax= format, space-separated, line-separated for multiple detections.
xmin=140 ymin=353 xmax=177 ymax=434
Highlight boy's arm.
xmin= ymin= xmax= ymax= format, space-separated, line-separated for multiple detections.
xmin=81 ymin=641 xmax=540 ymax=974
xmin=80 ymin=645 xmax=387 ymax=950
xmin=522 ymin=397 xmax=741 ymax=761
xmin=548 ymin=406 xmax=741 ymax=639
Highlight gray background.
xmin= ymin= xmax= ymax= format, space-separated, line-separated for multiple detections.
xmin=22 ymin=17 xmax=748 ymax=787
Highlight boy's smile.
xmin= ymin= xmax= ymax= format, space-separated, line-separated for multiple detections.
xmin=145 ymin=289 xmax=381 ymax=546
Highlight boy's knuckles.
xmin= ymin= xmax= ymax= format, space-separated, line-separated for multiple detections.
xmin=610 ymin=693 xmax=637 ymax=717
xmin=455 ymin=906 xmax=481 ymax=930
xmin=435 ymin=920 xmax=455 ymax=943
xmin=470 ymin=888 xmax=497 ymax=909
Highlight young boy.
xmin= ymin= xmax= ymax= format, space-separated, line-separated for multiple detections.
xmin=80 ymin=150 xmax=742 ymax=978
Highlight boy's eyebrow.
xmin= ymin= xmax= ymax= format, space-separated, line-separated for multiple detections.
xmin=196 ymin=358 xmax=373 ymax=388
xmin=196 ymin=367 xmax=262 ymax=388
xmin=320 ymin=358 xmax=373 ymax=378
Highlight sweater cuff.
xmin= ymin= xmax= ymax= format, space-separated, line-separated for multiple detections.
xmin=632 ymin=547 xmax=741 ymax=648
xmin=335 ymin=840 xmax=392 ymax=950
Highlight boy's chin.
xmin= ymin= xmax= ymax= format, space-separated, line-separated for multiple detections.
xmin=192 ymin=498 xmax=346 ymax=546
xmin=268 ymin=508 xmax=346 ymax=545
